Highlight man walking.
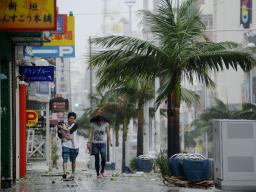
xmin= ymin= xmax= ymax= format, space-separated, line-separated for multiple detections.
xmin=57 ymin=112 xmax=79 ymax=179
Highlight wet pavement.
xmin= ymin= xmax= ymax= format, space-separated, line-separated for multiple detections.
xmin=2 ymin=162 xmax=218 ymax=192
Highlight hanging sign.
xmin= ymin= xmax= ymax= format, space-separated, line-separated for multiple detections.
xmin=19 ymin=66 xmax=54 ymax=81
xmin=50 ymin=97 xmax=69 ymax=112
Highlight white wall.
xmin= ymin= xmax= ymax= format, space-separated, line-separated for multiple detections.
xmin=201 ymin=0 xmax=249 ymax=104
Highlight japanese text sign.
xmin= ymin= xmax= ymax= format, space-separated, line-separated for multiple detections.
xmin=55 ymin=14 xmax=67 ymax=34
xmin=0 ymin=0 xmax=56 ymax=31
xmin=19 ymin=66 xmax=54 ymax=81
xmin=44 ymin=15 xmax=74 ymax=46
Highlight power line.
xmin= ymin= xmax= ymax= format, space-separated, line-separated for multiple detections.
xmin=72 ymin=10 xmax=138 ymax=16
xmin=206 ymin=28 xmax=256 ymax=32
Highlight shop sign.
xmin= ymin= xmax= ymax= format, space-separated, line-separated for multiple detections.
xmin=50 ymin=97 xmax=69 ymax=112
xmin=19 ymin=66 xmax=54 ymax=81
xmin=55 ymin=14 xmax=67 ymax=34
xmin=0 ymin=0 xmax=56 ymax=31
xmin=26 ymin=110 xmax=38 ymax=127
xmin=44 ymin=15 xmax=75 ymax=46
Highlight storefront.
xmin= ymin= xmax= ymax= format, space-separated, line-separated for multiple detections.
xmin=0 ymin=33 xmax=12 ymax=188
xmin=0 ymin=32 xmax=45 ymax=188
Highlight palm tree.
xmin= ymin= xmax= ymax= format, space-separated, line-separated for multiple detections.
xmin=97 ymin=76 xmax=155 ymax=156
xmin=77 ymin=90 xmax=122 ymax=148
xmin=90 ymin=0 xmax=256 ymax=157
xmin=191 ymin=98 xmax=256 ymax=135
xmin=190 ymin=98 xmax=241 ymax=143
xmin=94 ymin=92 xmax=136 ymax=172
xmin=82 ymin=89 xmax=135 ymax=163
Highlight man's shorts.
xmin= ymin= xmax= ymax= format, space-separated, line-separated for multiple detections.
xmin=91 ymin=143 xmax=106 ymax=156
xmin=62 ymin=146 xmax=79 ymax=163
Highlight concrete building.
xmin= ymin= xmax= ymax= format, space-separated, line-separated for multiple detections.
xmin=198 ymin=0 xmax=255 ymax=105
xmin=177 ymin=0 xmax=256 ymax=155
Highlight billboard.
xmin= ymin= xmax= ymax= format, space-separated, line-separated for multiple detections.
xmin=23 ymin=15 xmax=75 ymax=58
xmin=0 ymin=0 xmax=56 ymax=31
xmin=44 ymin=15 xmax=75 ymax=46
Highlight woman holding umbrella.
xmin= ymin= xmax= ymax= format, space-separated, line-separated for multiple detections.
xmin=87 ymin=115 xmax=112 ymax=178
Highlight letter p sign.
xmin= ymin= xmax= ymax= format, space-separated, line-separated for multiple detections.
xmin=59 ymin=46 xmax=74 ymax=57
xmin=26 ymin=110 xmax=38 ymax=127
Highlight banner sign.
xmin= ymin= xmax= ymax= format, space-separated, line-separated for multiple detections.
xmin=0 ymin=0 xmax=56 ymax=31
xmin=24 ymin=46 xmax=75 ymax=58
xmin=240 ymin=0 xmax=252 ymax=29
xmin=19 ymin=66 xmax=54 ymax=81
xmin=44 ymin=15 xmax=74 ymax=46
xmin=55 ymin=14 xmax=67 ymax=34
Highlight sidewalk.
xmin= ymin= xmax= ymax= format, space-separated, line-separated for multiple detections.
xmin=3 ymin=162 xmax=219 ymax=192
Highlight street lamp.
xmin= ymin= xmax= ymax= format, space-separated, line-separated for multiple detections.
xmin=124 ymin=0 xmax=136 ymax=34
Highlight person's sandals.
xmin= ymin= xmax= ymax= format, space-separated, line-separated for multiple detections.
xmin=101 ymin=171 xmax=107 ymax=177
xmin=62 ymin=174 xmax=67 ymax=179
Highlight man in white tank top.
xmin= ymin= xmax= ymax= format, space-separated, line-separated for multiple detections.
xmin=57 ymin=112 xmax=79 ymax=179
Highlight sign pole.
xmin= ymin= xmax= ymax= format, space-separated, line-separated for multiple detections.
xmin=19 ymin=79 xmax=27 ymax=177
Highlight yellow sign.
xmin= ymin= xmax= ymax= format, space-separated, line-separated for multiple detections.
xmin=44 ymin=16 xmax=75 ymax=46
xmin=26 ymin=110 xmax=38 ymax=127
xmin=0 ymin=0 xmax=56 ymax=31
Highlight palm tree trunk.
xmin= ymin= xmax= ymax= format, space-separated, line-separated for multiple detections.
xmin=115 ymin=127 xmax=119 ymax=147
xmin=115 ymin=115 xmax=119 ymax=147
xmin=137 ymin=99 xmax=144 ymax=156
xmin=107 ymin=137 xmax=110 ymax=161
xmin=122 ymin=116 xmax=129 ymax=172
xmin=167 ymin=91 xmax=181 ymax=158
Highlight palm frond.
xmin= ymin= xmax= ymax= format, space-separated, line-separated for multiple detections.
xmin=180 ymin=87 xmax=200 ymax=106
xmin=189 ymin=49 xmax=256 ymax=72
xmin=154 ymin=77 xmax=176 ymax=109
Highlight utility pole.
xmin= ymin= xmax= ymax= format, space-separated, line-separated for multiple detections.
xmin=124 ymin=0 xmax=136 ymax=34
xmin=102 ymin=0 xmax=107 ymax=35
xmin=89 ymin=36 xmax=93 ymax=108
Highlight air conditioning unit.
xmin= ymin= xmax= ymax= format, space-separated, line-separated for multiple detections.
xmin=212 ymin=120 xmax=256 ymax=191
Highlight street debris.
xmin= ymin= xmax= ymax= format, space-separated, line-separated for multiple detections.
xmin=162 ymin=176 xmax=214 ymax=189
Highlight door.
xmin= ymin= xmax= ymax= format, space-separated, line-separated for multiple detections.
xmin=0 ymin=58 xmax=11 ymax=187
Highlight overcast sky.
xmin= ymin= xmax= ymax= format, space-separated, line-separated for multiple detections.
xmin=57 ymin=0 xmax=103 ymax=60
xmin=56 ymin=1 xmax=145 ymax=106
xmin=57 ymin=0 xmax=144 ymax=61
